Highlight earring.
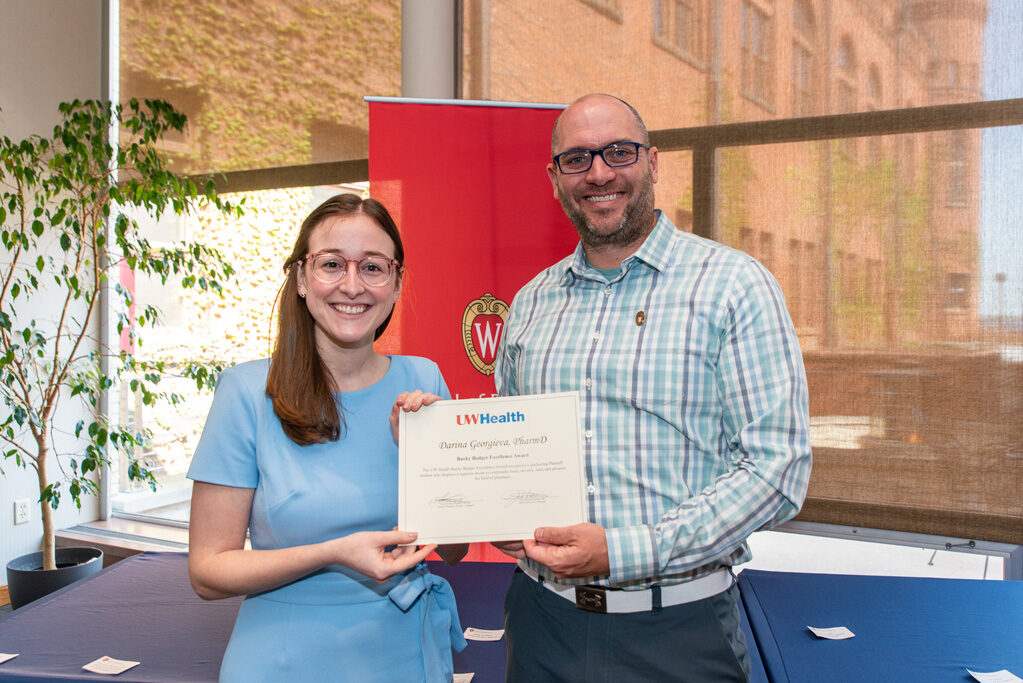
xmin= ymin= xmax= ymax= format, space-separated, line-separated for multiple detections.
xmin=299 ymin=292 xmax=306 ymax=298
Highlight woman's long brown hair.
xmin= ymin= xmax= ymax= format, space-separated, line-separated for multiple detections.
xmin=266 ymin=193 xmax=405 ymax=446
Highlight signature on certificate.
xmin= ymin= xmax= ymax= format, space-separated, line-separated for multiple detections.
xmin=428 ymin=492 xmax=476 ymax=508
xmin=502 ymin=490 xmax=553 ymax=507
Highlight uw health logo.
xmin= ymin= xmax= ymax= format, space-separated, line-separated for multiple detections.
xmin=455 ymin=410 xmax=525 ymax=425
xmin=461 ymin=293 xmax=509 ymax=376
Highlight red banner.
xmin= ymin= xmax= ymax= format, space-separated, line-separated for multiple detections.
xmin=369 ymin=99 xmax=575 ymax=561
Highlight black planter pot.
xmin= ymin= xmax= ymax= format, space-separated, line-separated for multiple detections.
xmin=6 ymin=546 xmax=104 ymax=609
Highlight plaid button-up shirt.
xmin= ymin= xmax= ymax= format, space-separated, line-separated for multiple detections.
xmin=496 ymin=212 xmax=812 ymax=589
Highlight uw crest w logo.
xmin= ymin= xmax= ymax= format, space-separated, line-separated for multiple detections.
xmin=461 ymin=293 xmax=509 ymax=376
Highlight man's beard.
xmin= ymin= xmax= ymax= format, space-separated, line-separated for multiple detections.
xmin=557 ymin=170 xmax=656 ymax=250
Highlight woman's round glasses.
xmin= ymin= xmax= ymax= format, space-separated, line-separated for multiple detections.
xmin=302 ymin=251 xmax=402 ymax=287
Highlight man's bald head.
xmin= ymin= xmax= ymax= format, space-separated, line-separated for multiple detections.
xmin=550 ymin=94 xmax=650 ymax=156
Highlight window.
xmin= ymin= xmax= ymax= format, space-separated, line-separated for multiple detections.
xmin=742 ymin=1 xmax=775 ymax=107
xmin=866 ymin=66 xmax=882 ymax=106
xmin=946 ymin=273 xmax=970 ymax=309
xmin=904 ymin=134 xmax=916 ymax=184
xmin=836 ymin=35 xmax=856 ymax=113
xmin=867 ymin=137 xmax=883 ymax=165
xmin=837 ymin=80 xmax=856 ymax=114
xmin=654 ymin=0 xmax=704 ymax=64
xmin=119 ymin=69 xmax=204 ymax=157
xmin=115 ymin=0 xmax=402 ymax=519
xmin=788 ymin=238 xmax=803 ymax=326
xmin=578 ymin=0 xmax=624 ymax=23
xmin=947 ymin=130 xmax=967 ymax=206
xmin=835 ymin=35 xmax=857 ymax=157
xmin=95 ymin=0 xmax=1023 ymax=552
xmin=803 ymin=241 xmax=820 ymax=329
xmin=118 ymin=1 xmax=400 ymax=175
xmin=837 ymin=250 xmax=851 ymax=294
xmin=866 ymin=67 xmax=883 ymax=163
xmin=740 ymin=227 xmax=755 ymax=256
xmin=759 ymin=230 xmax=775 ymax=273
xmin=310 ymin=121 xmax=369 ymax=164
xmin=837 ymin=35 xmax=855 ymax=72
xmin=867 ymin=259 xmax=883 ymax=303
xmin=791 ymin=0 xmax=814 ymax=116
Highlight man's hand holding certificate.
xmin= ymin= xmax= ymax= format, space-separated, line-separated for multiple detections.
xmin=398 ymin=392 xmax=586 ymax=544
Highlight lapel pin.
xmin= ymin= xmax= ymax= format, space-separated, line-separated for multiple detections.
xmin=635 ymin=310 xmax=646 ymax=326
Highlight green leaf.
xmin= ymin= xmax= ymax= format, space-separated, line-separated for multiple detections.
xmin=32 ymin=220 xmax=43 ymax=236
xmin=59 ymin=233 xmax=71 ymax=251
xmin=35 ymin=255 xmax=44 ymax=271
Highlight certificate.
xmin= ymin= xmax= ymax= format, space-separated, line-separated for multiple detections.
xmin=398 ymin=392 xmax=586 ymax=544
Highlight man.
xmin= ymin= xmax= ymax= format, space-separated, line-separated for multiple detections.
xmin=493 ymin=94 xmax=812 ymax=682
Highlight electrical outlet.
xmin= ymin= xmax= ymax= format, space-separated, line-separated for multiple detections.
xmin=14 ymin=498 xmax=30 ymax=525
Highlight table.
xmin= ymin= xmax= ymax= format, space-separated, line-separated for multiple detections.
xmin=0 ymin=552 xmax=770 ymax=682
xmin=0 ymin=552 xmax=240 ymax=682
xmin=430 ymin=560 xmax=512 ymax=682
xmin=0 ymin=553 xmax=516 ymax=682
xmin=738 ymin=569 xmax=1023 ymax=682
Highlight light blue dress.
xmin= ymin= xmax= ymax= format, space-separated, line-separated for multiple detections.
xmin=187 ymin=356 xmax=466 ymax=683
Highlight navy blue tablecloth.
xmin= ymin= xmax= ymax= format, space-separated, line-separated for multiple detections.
xmin=738 ymin=569 xmax=1023 ymax=683
xmin=0 ymin=552 xmax=240 ymax=682
xmin=0 ymin=551 xmax=770 ymax=682
xmin=429 ymin=560 xmax=512 ymax=682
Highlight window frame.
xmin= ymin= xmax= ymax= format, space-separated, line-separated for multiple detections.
xmin=946 ymin=129 xmax=969 ymax=207
xmin=576 ymin=0 xmax=624 ymax=24
xmin=741 ymin=0 xmax=776 ymax=110
xmin=791 ymin=0 xmax=815 ymax=116
xmin=653 ymin=0 xmax=707 ymax=69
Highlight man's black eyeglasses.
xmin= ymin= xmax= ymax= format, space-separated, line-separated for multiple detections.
xmin=552 ymin=142 xmax=649 ymax=174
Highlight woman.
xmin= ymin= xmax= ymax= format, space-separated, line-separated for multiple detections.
xmin=187 ymin=193 xmax=467 ymax=682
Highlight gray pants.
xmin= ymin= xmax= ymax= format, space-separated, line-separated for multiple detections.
xmin=504 ymin=569 xmax=750 ymax=682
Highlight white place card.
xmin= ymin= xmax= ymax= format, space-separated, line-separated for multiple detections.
xmin=807 ymin=625 xmax=855 ymax=640
xmin=463 ymin=627 xmax=505 ymax=641
xmin=82 ymin=656 xmax=141 ymax=675
xmin=453 ymin=673 xmax=475 ymax=683
xmin=967 ymin=670 xmax=1023 ymax=683
xmin=0 ymin=654 xmax=18 ymax=665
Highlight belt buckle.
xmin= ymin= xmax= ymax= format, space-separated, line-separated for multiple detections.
xmin=574 ymin=585 xmax=607 ymax=613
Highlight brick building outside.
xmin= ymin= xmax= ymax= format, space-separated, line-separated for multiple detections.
xmin=117 ymin=2 xmax=1021 ymax=534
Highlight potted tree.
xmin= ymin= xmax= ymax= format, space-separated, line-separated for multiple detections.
xmin=1 ymin=99 xmax=240 ymax=608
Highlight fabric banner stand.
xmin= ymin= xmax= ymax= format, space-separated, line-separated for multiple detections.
xmin=368 ymin=97 xmax=576 ymax=562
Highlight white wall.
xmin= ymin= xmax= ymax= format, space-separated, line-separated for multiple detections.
xmin=0 ymin=0 xmax=105 ymax=570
